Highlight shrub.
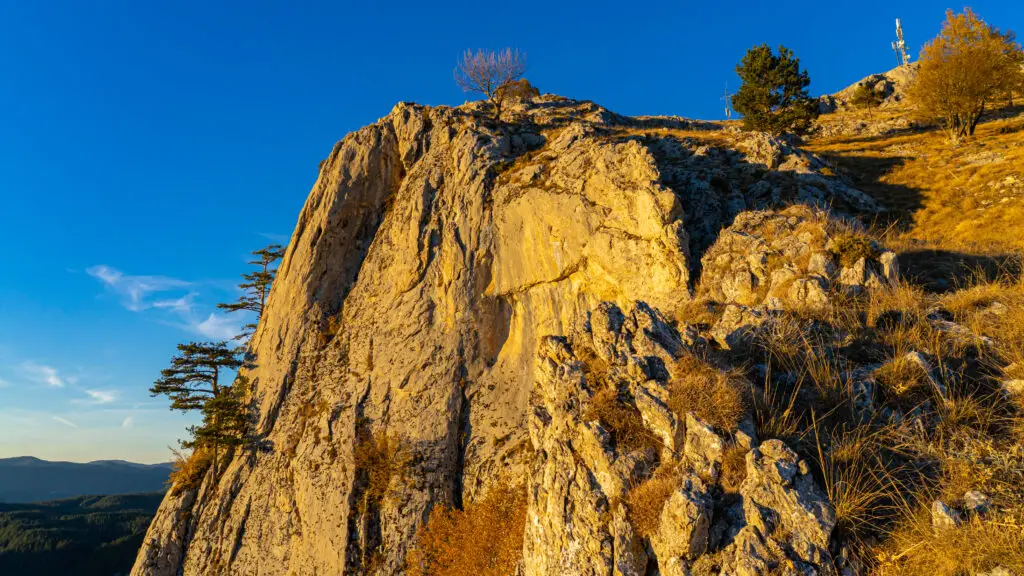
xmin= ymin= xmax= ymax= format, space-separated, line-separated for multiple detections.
xmin=496 ymin=78 xmax=539 ymax=102
xmin=668 ymin=355 xmax=748 ymax=432
xmin=167 ymin=448 xmax=213 ymax=496
xmin=405 ymin=483 xmax=527 ymax=576
xmin=849 ymin=82 xmax=883 ymax=111
xmin=829 ymin=233 xmax=881 ymax=267
xmin=354 ymin=428 xmax=408 ymax=510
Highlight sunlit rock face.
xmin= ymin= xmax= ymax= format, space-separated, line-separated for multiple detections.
xmin=133 ymin=95 xmax=854 ymax=576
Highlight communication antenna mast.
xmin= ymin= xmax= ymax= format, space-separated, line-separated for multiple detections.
xmin=722 ymin=84 xmax=733 ymax=120
xmin=892 ymin=18 xmax=911 ymax=67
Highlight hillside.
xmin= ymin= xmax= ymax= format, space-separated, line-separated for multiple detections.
xmin=0 ymin=492 xmax=164 ymax=576
xmin=0 ymin=457 xmax=173 ymax=503
xmin=806 ymin=72 xmax=1024 ymax=296
xmin=131 ymin=90 xmax=1024 ymax=576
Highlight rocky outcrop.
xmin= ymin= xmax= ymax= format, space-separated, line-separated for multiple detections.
xmin=813 ymin=65 xmax=922 ymax=139
xmin=699 ymin=206 xmax=897 ymax=310
xmin=830 ymin=65 xmax=918 ymax=110
xmin=525 ymin=302 xmax=837 ymax=576
xmin=698 ymin=440 xmax=836 ymax=576
xmin=134 ymin=96 xmax=859 ymax=575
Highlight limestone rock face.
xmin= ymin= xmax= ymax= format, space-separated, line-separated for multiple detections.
xmin=133 ymin=97 xmax=852 ymax=576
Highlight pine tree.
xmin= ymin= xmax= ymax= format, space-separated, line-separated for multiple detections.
xmin=188 ymin=382 xmax=249 ymax=452
xmin=217 ymin=244 xmax=285 ymax=341
xmin=151 ymin=341 xmax=246 ymax=474
xmin=850 ymin=82 xmax=884 ymax=118
xmin=732 ymin=44 xmax=819 ymax=136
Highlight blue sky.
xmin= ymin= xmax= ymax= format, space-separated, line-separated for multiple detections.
xmin=1 ymin=0 xmax=1020 ymax=463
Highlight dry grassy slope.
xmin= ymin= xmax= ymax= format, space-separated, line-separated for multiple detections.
xmin=807 ymin=104 xmax=1024 ymax=256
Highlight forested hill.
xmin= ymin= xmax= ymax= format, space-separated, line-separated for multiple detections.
xmin=0 ymin=492 xmax=164 ymax=576
xmin=0 ymin=457 xmax=172 ymax=503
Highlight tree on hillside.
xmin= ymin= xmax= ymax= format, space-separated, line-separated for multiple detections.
xmin=455 ymin=48 xmax=527 ymax=121
xmin=732 ymin=44 xmax=819 ymax=136
xmin=908 ymin=8 xmax=1024 ymax=142
xmin=188 ymin=380 xmax=249 ymax=455
xmin=150 ymin=341 xmax=247 ymax=474
xmin=850 ymin=82 xmax=884 ymax=118
xmin=217 ymin=243 xmax=285 ymax=341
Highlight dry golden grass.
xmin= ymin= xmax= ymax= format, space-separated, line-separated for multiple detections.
xmin=868 ymin=280 xmax=928 ymax=328
xmin=625 ymin=464 xmax=678 ymax=538
xmin=673 ymin=297 xmax=720 ymax=326
xmin=405 ymin=483 xmax=527 ymax=576
xmin=880 ymin=506 xmax=1024 ymax=575
xmin=808 ymin=106 xmax=1024 ymax=253
xmin=585 ymin=387 xmax=659 ymax=453
xmin=940 ymin=272 xmax=1024 ymax=365
xmin=874 ymin=354 xmax=930 ymax=399
xmin=667 ymin=355 xmax=748 ymax=432
xmin=750 ymin=373 xmax=806 ymax=447
xmin=813 ymin=423 xmax=903 ymax=549
xmin=719 ymin=444 xmax=749 ymax=493
xmin=168 ymin=447 xmax=214 ymax=496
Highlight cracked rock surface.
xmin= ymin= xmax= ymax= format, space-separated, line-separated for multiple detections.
xmin=133 ymin=96 xmax=854 ymax=576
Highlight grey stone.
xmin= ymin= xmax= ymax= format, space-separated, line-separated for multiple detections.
xmin=931 ymin=500 xmax=962 ymax=529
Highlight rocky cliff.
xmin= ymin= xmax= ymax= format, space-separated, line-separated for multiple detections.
xmin=133 ymin=95 xmax=890 ymax=575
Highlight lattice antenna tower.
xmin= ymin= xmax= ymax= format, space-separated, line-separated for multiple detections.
xmin=892 ymin=18 xmax=911 ymax=67
xmin=722 ymin=84 xmax=733 ymax=120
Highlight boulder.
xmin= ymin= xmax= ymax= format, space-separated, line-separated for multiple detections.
xmin=964 ymin=490 xmax=991 ymax=516
xmin=650 ymin=472 xmax=713 ymax=573
xmin=931 ymin=500 xmax=962 ymax=529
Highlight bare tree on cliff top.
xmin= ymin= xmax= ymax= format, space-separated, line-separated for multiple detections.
xmin=455 ymin=48 xmax=527 ymax=121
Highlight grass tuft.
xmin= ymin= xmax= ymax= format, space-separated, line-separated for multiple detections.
xmin=405 ymin=482 xmax=527 ymax=576
xmin=668 ymin=355 xmax=748 ymax=432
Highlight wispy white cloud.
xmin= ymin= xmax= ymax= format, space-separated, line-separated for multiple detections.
xmin=259 ymin=232 xmax=289 ymax=244
xmin=0 ymin=378 xmax=10 ymax=388
xmin=152 ymin=293 xmax=197 ymax=315
xmin=53 ymin=416 xmax=79 ymax=429
xmin=189 ymin=313 xmax=242 ymax=340
xmin=21 ymin=362 xmax=65 ymax=388
xmin=74 ymin=389 xmax=119 ymax=405
xmin=121 ymin=416 xmax=135 ymax=429
xmin=86 ymin=265 xmax=191 ymax=312
xmin=87 ymin=265 xmax=247 ymax=340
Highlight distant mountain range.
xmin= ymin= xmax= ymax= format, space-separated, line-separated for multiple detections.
xmin=0 ymin=457 xmax=172 ymax=503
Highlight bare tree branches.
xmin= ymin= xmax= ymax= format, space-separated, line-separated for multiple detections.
xmin=454 ymin=48 xmax=527 ymax=121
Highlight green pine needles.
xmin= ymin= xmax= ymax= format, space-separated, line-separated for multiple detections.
xmin=732 ymin=44 xmax=819 ymax=136
xmin=217 ymin=243 xmax=285 ymax=341
xmin=150 ymin=341 xmax=247 ymax=476
xmin=151 ymin=243 xmax=285 ymax=485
